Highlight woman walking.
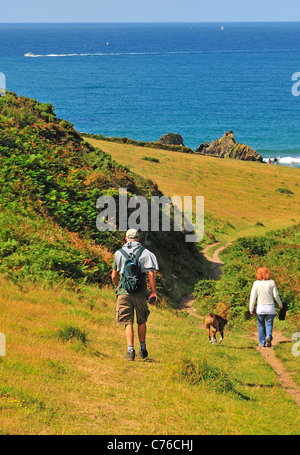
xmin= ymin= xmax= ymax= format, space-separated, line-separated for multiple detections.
xmin=250 ymin=267 xmax=283 ymax=347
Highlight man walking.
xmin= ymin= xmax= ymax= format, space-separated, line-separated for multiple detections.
xmin=111 ymin=229 xmax=159 ymax=360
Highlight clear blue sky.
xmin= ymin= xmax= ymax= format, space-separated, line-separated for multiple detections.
xmin=1 ymin=0 xmax=300 ymax=23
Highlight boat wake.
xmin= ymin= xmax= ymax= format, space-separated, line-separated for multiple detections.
xmin=24 ymin=48 xmax=300 ymax=58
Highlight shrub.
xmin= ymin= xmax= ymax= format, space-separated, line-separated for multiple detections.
xmin=276 ymin=187 xmax=294 ymax=195
xmin=57 ymin=325 xmax=88 ymax=344
xmin=142 ymin=156 xmax=160 ymax=163
xmin=233 ymin=236 xmax=278 ymax=257
xmin=171 ymin=358 xmax=235 ymax=393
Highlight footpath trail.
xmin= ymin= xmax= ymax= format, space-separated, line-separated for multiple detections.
xmin=180 ymin=242 xmax=231 ymax=316
xmin=181 ymin=242 xmax=300 ymax=409
xmin=202 ymin=242 xmax=232 ymax=280
xmin=250 ymin=331 xmax=300 ymax=408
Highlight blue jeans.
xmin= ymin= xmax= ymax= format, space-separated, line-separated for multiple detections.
xmin=257 ymin=314 xmax=275 ymax=346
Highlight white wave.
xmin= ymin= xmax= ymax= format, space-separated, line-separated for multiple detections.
xmin=263 ymin=156 xmax=300 ymax=166
xmin=278 ymin=156 xmax=300 ymax=165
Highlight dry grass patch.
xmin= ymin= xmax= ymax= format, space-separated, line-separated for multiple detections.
xmin=87 ymin=138 xmax=300 ymax=242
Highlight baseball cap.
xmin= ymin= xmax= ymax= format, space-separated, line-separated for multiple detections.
xmin=126 ymin=228 xmax=139 ymax=239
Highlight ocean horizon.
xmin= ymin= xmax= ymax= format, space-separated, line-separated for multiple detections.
xmin=1 ymin=22 xmax=300 ymax=167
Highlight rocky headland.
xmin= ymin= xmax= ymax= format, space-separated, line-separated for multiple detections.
xmin=157 ymin=130 xmax=263 ymax=162
xmin=194 ymin=130 xmax=263 ymax=162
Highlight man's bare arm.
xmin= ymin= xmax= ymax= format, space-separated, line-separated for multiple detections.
xmin=148 ymin=271 xmax=157 ymax=303
xmin=111 ymin=269 xmax=119 ymax=289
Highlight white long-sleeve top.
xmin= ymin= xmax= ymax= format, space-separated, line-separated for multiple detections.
xmin=249 ymin=279 xmax=283 ymax=314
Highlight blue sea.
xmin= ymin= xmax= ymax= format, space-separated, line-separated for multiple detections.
xmin=1 ymin=22 xmax=300 ymax=167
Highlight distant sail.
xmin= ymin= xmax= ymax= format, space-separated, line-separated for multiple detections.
xmin=220 ymin=25 xmax=224 ymax=30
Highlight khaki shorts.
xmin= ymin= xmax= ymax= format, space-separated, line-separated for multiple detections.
xmin=116 ymin=295 xmax=150 ymax=325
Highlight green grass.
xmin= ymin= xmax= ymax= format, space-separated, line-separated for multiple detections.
xmin=0 ymin=276 xmax=299 ymax=435
xmin=56 ymin=325 xmax=89 ymax=344
xmin=275 ymin=341 xmax=300 ymax=386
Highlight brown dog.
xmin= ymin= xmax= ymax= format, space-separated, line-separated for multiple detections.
xmin=205 ymin=313 xmax=227 ymax=344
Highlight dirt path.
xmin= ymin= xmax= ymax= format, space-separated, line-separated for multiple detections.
xmin=250 ymin=331 xmax=300 ymax=408
xmin=179 ymin=242 xmax=230 ymax=314
xmin=202 ymin=242 xmax=232 ymax=280
xmin=181 ymin=242 xmax=300 ymax=409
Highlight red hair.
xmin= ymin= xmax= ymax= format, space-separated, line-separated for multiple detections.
xmin=256 ymin=267 xmax=271 ymax=280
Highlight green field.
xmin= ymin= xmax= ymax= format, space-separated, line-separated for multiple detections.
xmin=0 ymin=277 xmax=299 ymax=435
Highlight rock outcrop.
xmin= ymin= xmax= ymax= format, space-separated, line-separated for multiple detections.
xmin=158 ymin=133 xmax=184 ymax=147
xmin=195 ymin=130 xmax=263 ymax=162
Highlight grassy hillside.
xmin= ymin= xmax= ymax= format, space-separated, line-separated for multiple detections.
xmin=0 ymin=93 xmax=208 ymax=304
xmin=85 ymin=136 xmax=300 ymax=243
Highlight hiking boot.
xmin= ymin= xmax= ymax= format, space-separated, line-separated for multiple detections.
xmin=266 ymin=337 xmax=272 ymax=347
xmin=124 ymin=349 xmax=135 ymax=361
xmin=139 ymin=346 xmax=148 ymax=359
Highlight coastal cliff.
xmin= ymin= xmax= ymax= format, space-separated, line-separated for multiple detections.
xmin=195 ymin=130 xmax=263 ymax=162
